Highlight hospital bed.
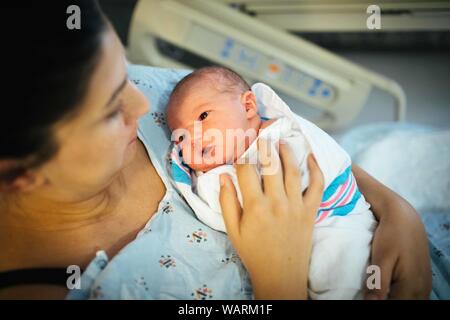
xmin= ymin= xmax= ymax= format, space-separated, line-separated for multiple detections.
xmin=220 ymin=0 xmax=450 ymax=32
xmin=127 ymin=0 xmax=407 ymax=130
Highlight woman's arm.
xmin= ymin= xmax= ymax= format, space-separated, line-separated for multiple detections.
xmin=352 ymin=164 xmax=432 ymax=299
xmin=219 ymin=140 xmax=324 ymax=299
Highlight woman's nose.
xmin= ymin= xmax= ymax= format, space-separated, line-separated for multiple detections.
xmin=138 ymin=98 xmax=150 ymax=116
xmin=124 ymin=82 xmax=150 ymax=124
xmin=132 ymin=83 xmax=150 ymax=116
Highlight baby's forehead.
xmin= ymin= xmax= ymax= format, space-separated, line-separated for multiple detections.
xmin=176 ymin=80 xmax=234 ymax=106
xmin=184 ymin=70 xmax=243 ymax=94
xmin=167 ymin=71 xmax=243 ymax=123
xmin=185 ymin=74 xmax=228 ymax=95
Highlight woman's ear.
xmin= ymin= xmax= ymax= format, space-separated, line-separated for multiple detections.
xmin=241 ymin=91 xmax=258 ymax=120
xmin=0 ymin=168 xmax=48 ymax=193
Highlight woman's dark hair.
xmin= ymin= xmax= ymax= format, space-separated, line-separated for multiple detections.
xmin=1 ymin=1 xmax=107 ymax=182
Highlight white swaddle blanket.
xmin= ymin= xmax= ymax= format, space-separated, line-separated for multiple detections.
xmin=168 ymin=83 xmax=377 ymax=299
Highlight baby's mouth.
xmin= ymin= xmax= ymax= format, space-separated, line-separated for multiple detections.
xmin=202 ymin=145 xmax=215 ymax=158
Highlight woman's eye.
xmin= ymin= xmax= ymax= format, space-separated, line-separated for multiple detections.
xmin=106 ymin=109 xmax=121 ymax=120
xmin=198 ymin=111 xmax=209 ymax=121
xmin=106 ymin=101 xmax=124 ymax=120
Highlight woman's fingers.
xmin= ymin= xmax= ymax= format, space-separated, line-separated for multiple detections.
xmin=384 ymin=236 xmax=431 ymax=299
xmin=389 ymin=275 xmax=429 ymax=299
xmin=235 ymin=163 xmax=263 ymax=209
xmin=364 ymin=233 xmax=396 ymax=299
xmin=219 ymin=174 xmax=243 ymax=240
xmin=221 ymin=140 xmax=322 ymax=300
xmin=258 ymin=138 xmax=285 ymax=203
xmin=303 ymin=154 xmax=324 ymax=209
xmin=278 ymin=141 xmax=303 ymax=201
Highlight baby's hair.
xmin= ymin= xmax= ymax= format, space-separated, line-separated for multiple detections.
xmin=168 ymin=66 xmax=251 ymax=106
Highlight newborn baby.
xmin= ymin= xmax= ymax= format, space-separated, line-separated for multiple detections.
xmin=166 ymin=66 xmax=377 ymax=299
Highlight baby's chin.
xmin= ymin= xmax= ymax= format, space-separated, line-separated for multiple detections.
xmin=187 ymin=159 xmax=226 ymax=173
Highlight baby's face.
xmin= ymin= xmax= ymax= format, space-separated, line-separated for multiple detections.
xmin=167 ymin=84 xmax=258 ymax=172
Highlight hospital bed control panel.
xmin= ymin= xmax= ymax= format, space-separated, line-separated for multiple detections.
xmin=219 ymin=37 xmax=335 ymax=103
xmin=185 ymin=24 xmax=336 ymax=106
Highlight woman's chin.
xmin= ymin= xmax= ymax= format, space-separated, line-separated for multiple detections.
xmin=122 ymin=139 xmax=138 ymax=166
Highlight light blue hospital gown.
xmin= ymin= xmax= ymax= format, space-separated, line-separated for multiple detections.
xmin=66 ymin=66 xmax=253 ymax=300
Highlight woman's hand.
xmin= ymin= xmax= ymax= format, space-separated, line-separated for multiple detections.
xmin=219 ymin=140 xmax=324 ymax=299
xmin=352 ymin=165 xmax=432 ymax=299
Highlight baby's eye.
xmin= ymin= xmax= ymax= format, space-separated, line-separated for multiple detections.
xmin=198 ymin=111 xmax=209 ymax=121
xmin=178 ymin=135 xmax=184 ymax=143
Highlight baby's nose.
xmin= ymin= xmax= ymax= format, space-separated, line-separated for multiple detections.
xmin=188 ymin=135 xmax=203 ymax=147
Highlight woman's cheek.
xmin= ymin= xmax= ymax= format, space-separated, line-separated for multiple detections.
xmin=89 ymin=119 xmax=129 ymax=168
xmin=105 ymin=115 xmax=129 ymax=145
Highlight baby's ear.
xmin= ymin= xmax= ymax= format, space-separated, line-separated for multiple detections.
xmin=241 ymin=91 xmax=258 ymax=119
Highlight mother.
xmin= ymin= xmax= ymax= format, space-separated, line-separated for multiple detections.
xmin=0 ymin=1 xmax=430 ymax=299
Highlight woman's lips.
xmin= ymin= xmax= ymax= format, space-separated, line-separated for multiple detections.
xmin=128 ymin=136 xmax=137 ymax=145
xmin=128 ymin=126 xmax=138 ymax=145
xmin=202 ymin=145 xmax=215 ymax=158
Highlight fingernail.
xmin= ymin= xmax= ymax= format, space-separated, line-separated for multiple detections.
xmin=279 ymin=139 xmax=286 ymax=145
